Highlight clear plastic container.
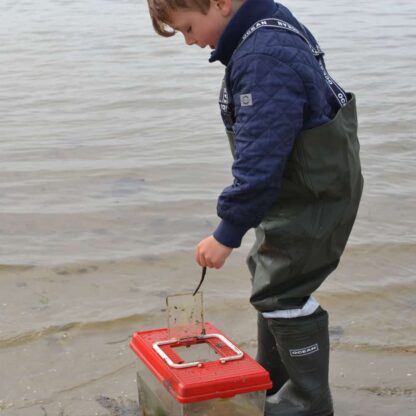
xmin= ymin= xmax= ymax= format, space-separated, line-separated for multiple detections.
xmin=136 ymin=359 xmax=267 ymax=416
xmin=131 ymin=322 xmax=270 ymax=416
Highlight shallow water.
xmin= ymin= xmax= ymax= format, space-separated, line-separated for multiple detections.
xmin=0 ymin=0 xmax=415 ymax=414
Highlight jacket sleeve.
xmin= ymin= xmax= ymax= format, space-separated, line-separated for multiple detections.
xmin=213 ymin=53 xmax=307 ymax=248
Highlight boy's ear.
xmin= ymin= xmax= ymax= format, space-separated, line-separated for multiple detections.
xmin=212 ymin=0 xmax=234 ymax=17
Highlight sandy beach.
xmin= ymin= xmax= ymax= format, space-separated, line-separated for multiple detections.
xmin=1 ymin=249 xmax=414 ymax=415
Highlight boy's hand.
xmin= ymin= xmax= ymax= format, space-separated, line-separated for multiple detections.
xmin=196 ymin=236 xmax=233 ymax=269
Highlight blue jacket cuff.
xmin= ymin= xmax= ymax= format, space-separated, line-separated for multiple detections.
xmin=213 ymin=220 xmax=250 ymax=248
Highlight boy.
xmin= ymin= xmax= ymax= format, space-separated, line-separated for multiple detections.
xmin=147 ymin=1 xmax=363 ymax=415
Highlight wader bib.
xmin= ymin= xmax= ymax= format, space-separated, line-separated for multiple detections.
xmin=220 ymin=18 xmax=364 ymax=313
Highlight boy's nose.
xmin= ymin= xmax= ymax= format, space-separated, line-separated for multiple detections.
xmin=184 ymin=33 xmax=196 ymax=46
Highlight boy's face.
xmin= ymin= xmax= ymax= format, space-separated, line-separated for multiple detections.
xmin=168 ymin=0 xmax=234 ymax=49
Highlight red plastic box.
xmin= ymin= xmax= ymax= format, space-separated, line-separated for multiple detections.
xmin=130 ymin=321 xmax=272 ymax=416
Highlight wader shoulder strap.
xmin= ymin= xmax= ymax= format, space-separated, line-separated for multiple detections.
xmin=237 ymin=18 xmax=348 ymax=108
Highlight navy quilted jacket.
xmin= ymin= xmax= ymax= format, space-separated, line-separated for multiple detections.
xmin=209 ymin=0 xmax=344 ymax=248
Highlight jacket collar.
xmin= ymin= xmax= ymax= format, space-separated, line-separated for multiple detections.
xmin=209 ymin=0 xmax=278 ymax=66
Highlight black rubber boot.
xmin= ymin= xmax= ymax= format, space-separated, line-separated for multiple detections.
xmin=264 ymin=307 xmax=333 ymax=416
xmin=256 ymin=313 xmax=290 ymax=395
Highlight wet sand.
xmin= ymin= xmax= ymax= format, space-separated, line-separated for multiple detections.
xmin=1 ymin=249 xmax=414 ymax=415
xmin=2 ymin=352 xmax=414 ymax=416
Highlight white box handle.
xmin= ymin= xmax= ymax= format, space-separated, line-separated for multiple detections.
xmin=152 ymin=333 xmax=244 ymax=369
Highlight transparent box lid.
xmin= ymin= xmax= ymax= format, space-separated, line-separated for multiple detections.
xmin=166 ymin=292 xmax=205 ymax=339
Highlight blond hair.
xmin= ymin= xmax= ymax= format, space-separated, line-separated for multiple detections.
xmin=147 ymin=0 xmax=211 ymax=37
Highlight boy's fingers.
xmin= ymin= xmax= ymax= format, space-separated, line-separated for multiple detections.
xmin=195 ymin=246 xmax=201 ymax=266
xmin=196 ymin=247 xmax=211 ymax=268
xmin=195 ymin=237 xmax=229 ymax=268
xmin=196 ymin=251 xmax=225 ymax=269
xmin=202 ymin=254 xmax=214 ymax=269
xmin=198 ymin=254 xmax=205 ymax=267
xmin=215 ymin=259 xmax=225 ymax=269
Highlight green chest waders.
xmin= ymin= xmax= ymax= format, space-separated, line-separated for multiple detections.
xmin=247 ymin=93 xmax=363 ymax=312
xmin=221 ymin=19 xmax=363 ymax=416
